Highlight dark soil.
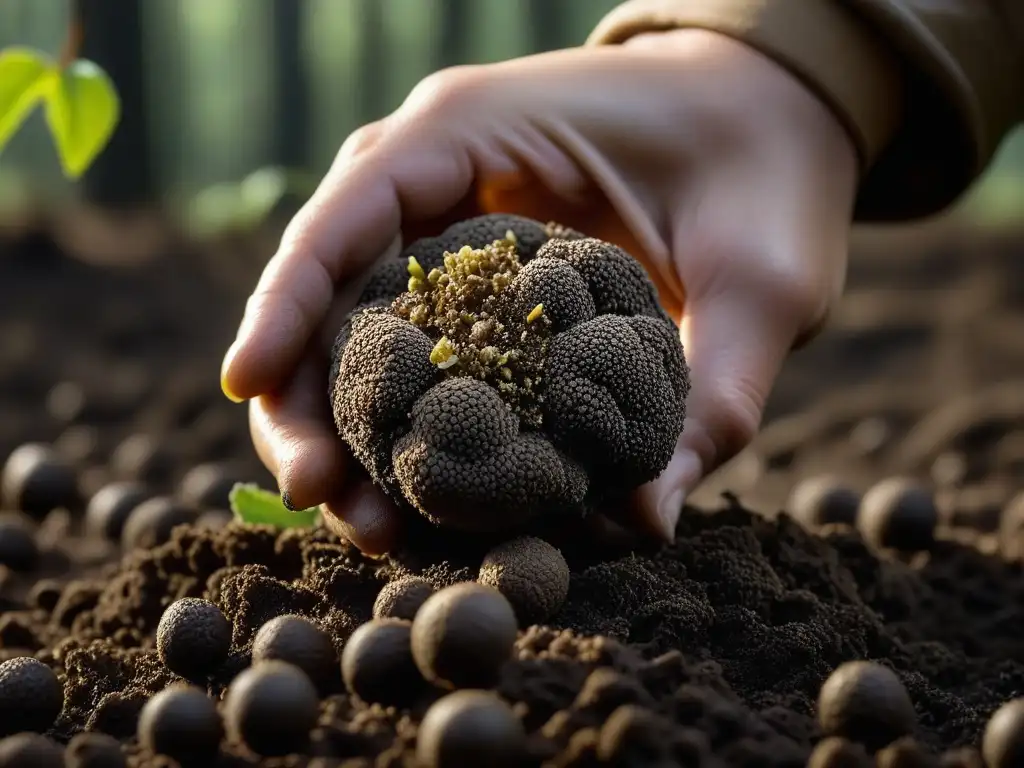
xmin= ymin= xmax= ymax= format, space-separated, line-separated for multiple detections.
xmin=2 ymin=210 xmax=1024 ymax=766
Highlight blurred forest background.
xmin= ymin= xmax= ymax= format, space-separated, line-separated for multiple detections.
xmin=1 ymin=0 xmax=1022 ymax=232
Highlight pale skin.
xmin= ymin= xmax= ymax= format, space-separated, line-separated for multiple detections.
xmin=220 ymin=29 xmax=858 ymax=554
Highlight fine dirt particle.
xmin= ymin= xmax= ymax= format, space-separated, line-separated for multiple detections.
xmin=478 ymin=536 xmax=570 ymax=624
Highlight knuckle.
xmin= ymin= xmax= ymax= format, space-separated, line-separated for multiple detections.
xmin=403 ymin=65 xmax=485 ymax=117
xmin=703 ymin=384 xmax=763 ymax=465
xmin=338 ymin=122 xmax=382 ymax=161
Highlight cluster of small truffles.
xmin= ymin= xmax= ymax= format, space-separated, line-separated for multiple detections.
xmin=0 ymin=534 xmax=572 ymax=767
xmin=788 ymin=474 xmax=940 ymax=553
xmin=330 ymin=214 xmax=690 ymax=532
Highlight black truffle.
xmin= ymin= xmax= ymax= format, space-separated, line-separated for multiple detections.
xmin=110 ymin=433 xmax=175 ymax=488
xmin=0 ymin=733 xmax=63 ymax=768
xmin=330 ymin=215 xmax=689 ymax=533
xmin=84 ymin=481 xmax=149 ymax=541
xmin=65 ymin=731 xmax=127 ymax=768
xmin=341 ymin=618 xmax=424 ymax=706
xmin=807 ymin=737 xmax=871 ymax=768
xmin=120 ymin=496 xmax=198 ymax=550
xmin=0 ymin=514 xmax=38 ymax=572
xmin=787 ymin=476 xmax=861 ymax=529
xmin=372 ymin=576 xmax=435 ymax=620
xmin=223 ymin=660 xmax=320 ymax=757
xmin=178 ymin=462 xmax=244 ymax=509
xmin=156 ymin=598 xmax=231 ymax=681
xmin=137 ymin=683 xmax=223 ymax=765
xmin=857 ymin=478 xmax=938 ymax=552
xmin=416 ymin=690 xmax=526 ymax=768
xmin=1 ymin=443 xmax=79 ymax=519
xmin=982 ymin=698 xmax=1024 ymax=768
xmin=817 ymin=660 xmax=916 ymax=751
xmin=252 ymin=614 xmax=339 ymax=696
xmin=478 ymin=536 xmax=570 ymax=624
xmin=0 ymin=657 xmax=64 ymax=736
xmin=411 ymin=582 xmax=518 ymax=689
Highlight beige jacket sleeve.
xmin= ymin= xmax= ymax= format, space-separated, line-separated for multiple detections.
xmin=587 ymin=0 xmax=1024 ymax=222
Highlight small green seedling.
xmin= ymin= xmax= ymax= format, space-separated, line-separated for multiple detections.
xmin=0 ymin=46 xmax=120 ymax=179
xmin=228 ymin=483 xmax=319 ymax=529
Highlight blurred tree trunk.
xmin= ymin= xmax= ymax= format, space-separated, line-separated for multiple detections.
xmin=528 ymin=0 xmax=567 ymax=53
xmin=435 ymin=0 xmax=471 ymax=69
xmin=357 ymin=0 xmax=387 ymax=123
xmin=74 ymin=0 xmax=154 ymax=207
xmin=271 ymin=0 xmax=308 ymax=169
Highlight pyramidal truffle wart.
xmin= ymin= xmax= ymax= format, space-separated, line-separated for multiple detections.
xmin=329 ymin=214 xmax=689 ymax=533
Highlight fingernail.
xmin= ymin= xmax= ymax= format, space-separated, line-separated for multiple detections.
xmin=280 ymin=490 xmax=296 ymax=512
xmin=656 ymin=489 xmax=685 ymax=542
xmin=220 ymin=345 xmax=245 ymax=403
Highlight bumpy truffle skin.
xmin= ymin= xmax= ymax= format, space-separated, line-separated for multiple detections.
xmin=478 ymin=536 xmax=570 ymax=625
xmin=331 ymin=214 xmax=688 ymax=532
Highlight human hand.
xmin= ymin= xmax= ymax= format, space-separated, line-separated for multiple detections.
xmin=220 ymin=29 xmax=858 ymax=553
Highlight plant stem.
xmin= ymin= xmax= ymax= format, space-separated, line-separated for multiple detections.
xmin=58 ymin=11 xmax=83 ymax=68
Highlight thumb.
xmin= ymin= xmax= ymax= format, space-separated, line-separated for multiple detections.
xmin=636 ymin=284 xmax=816 ymax=539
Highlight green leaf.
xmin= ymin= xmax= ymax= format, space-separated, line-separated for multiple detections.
xmin=228 ymin=483 xmax=320 ymax=529
xmin=43 ymin=58 xmax=120 ymax=179
xmin=0 ymin=47 xmax=57 ymax=153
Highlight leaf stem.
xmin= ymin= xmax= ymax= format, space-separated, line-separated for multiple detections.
xmin=58 ymin=9 xmax=83 ymax=69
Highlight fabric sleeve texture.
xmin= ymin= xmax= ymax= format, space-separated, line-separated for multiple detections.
xmin=588 ymin=0 xmax=1024 ymax=221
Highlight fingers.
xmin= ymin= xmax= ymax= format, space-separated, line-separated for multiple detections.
xmin=636 ymin=288 xmax=810 ymax=540
xmin=248 ymin=352 xmax=348 ymax=511
xmin=320 ymin=479 xmax=403 ymax=556
xmin=222 ymin=76 xmax=489 ymax=402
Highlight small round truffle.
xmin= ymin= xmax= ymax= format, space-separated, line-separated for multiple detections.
xmin=341 ymin=619 xmax=424 ymax=706
xmin=373 ymin=576 xmax=435 ymax=620
xmin=137 ymin=683 xmax=223 ymax=765
xmin=857 ymin=478 xmax=938 ymax=552
xmin=0 ymin=733 xmax=64 ymax=768
xmin=478 ymin=536 xmax=570 ymax=624
xmin=787 ymin=476 xmax=861 ymax=530
xmin=85 ymin=481 xmax=149 ymax=541
xmin=223 ymin=660 xmax=320 ymax=757
xmin=806 ymin=737 xmax=871 ymax=768
xmin=178 ymin=462 xmax=244 ymax=509
xmin=156 ymin=598 xmax=231 ymax=681
xmin=982 ymin=698 xmax=1024 ymax=768
xmin=65 ymin=732 xmax=127 ymax=768
xmin=252 ymin=615 xmax=339 ymax=696
xmin=411 ymin=582 xmax=518 ymax=690
xmin=110 ymin=433 xmax=175 ymax=488
xmin=417 ymin=690 xmax=526 ymax=768
xmin=1 ymin=443 xmax=79 ymax=519
xmin=0 ymin=657 xmax=64 ymax=736
xmin=817 ymin=661 xmax=916 ymax=751
xmin=121 ymin=496 xmax=198 ymax=550
xmin=0 ymin=514 xmax=38 ymax=572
